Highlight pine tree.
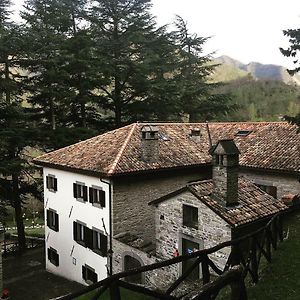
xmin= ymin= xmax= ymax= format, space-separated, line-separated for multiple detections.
xmin=173 ymin=16 xmax=233 ymax=122
xmin=280 ymin=27 xmax=300 ymax=128
xmin=89 ymin=0 xmax=161 ymax=127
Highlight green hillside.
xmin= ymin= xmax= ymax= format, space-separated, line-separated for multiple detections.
xmin=216 ymin=76 xmax=300 ymax=122
xmin=210 ymin=63 xmax=248 ymax=82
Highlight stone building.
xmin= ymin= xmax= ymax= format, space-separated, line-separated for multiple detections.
xmin=112 ymin=140 xmax=287 ymax=288
xmin=34 ymin=122 xmax=299 ymax=285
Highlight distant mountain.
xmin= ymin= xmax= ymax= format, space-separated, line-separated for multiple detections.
xmin=213 ymin=55 xmax=300 ymax=85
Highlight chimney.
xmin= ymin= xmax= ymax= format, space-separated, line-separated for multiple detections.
xmin=190 ymin=128 xmax=201 ymax=142
xmin=141 ymin=125 xmax=159 ymax=163
xmin=210 ymin=139 xmax=240 ymax=207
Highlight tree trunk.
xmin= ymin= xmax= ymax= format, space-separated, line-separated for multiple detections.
xmin=12 ymin=174 xmax=26 ymax=252
xmin=5 ymin=57 xmax=11 ymax=104
xmin=80 ymin=101 xmax=87 ymax=128
xmin=49 ymin=98 xmax=56 ymax=130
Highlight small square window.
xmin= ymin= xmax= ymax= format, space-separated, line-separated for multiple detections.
xmin=82 ymin=265 xmax=98 ymax=284
xmin=46 ymin=175 xmax=57 ymax=192
xmin=48 ymin=247 xmax=59 ymax=266
xmin=47 ymin=210 xmax=59 ymax=232
xmin=89 ymin=187 xmax=105 ymax=207
xmin=256 ymin=184 xmax=277 ymax=199
xmin=73 ymin=183 xmax=88 ymax=201
xmin=183 ymin=204 xmax=198 ymax=229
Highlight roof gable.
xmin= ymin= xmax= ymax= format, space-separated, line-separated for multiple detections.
xmin=151 ymin=178 xmax=287 ymax=227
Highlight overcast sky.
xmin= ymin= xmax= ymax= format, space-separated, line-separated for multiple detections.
xmin=11 ymin=0 xmax=300 ymax=68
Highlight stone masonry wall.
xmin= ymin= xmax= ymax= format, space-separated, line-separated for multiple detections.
xmin=155 ymin=191 xmax=232 ymax=271
xmin=240 ymin=170 xmax=300 ymax=199
xmin=112 ymin=168 xmax=210 ymax=243
xmin=112 ymin=238 xmax=178 ymax=290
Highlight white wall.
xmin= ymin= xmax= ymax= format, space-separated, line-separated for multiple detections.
xmin=43 ymin=167 xmax=111 ymax=285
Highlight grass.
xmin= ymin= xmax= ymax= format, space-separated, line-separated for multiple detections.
xmin=7 ymin=226 xmax=45 ymax=238
xmin=217 ymin=210 xmax=300 ymax=300
xmin=245 ymin=210 xmax=300 ymax=300
xmin=76 ymin=287 xmax=156 ymax=300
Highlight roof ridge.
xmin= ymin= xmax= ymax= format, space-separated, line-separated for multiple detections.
xmin=135 ymin=121 xmax=289 ymax=126
xmin=108 ymin=123 xmax=137 ymax=175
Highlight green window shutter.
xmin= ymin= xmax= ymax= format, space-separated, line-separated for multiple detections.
xmin=83 ymin=186 xmax=88 ymax=202
xmin=100 ymin=191 xmax=105 ymax=207
xmin=89 ymin=187 xmax=94 ymax=203
xmin=46 ymin=176 xmax=49 ymax=189
xmin=46 ymin=210 xmax=50 ymax=227
xmin=54 ymin=178 xmax=57 ymax=191
xmin=73 ymin=183 xmax=77 ymax=198
xmin=100 ymin=234 xmax=108 ymax=257
xmin=73 ymin=222 xmax=77 ymax=241
xmin=54 ymin=213 xmax=59 ymax=232
xmin=84 ymin=227 xmax=93 ymax=249
xmin=82 ymin=266 xmax=87 ymax=281
xmin=53 ymin=252 xmax=59 ymax=266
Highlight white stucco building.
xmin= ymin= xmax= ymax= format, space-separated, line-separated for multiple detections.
xmin=44 ymin=167 xmax=111 ymax=285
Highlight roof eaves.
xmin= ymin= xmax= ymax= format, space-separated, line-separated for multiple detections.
xmin=148 ymin=186 xmax=189 ymax=206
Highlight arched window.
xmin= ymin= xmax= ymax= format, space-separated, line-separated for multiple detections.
xmin=123 ymin=255 xmax=143 ymax=284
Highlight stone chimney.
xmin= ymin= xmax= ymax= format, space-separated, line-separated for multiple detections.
xmin=210 ymin=139 xmax=240 ymax=207
xmin=190 ymin=128 xmax=201 ymax=142
xmin=141 ymin=125 xmax=159 ymax=163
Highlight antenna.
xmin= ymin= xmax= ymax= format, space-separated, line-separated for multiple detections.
xmin=206 ymin=121 xmax=212 ymax=148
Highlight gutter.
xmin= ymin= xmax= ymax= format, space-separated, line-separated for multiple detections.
xmin=100 ymin=178 xmax=113 ymax=277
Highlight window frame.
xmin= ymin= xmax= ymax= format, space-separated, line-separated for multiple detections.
xmin=48 ymin=247 xmax=59 ymax=266
xmin=46 ymin=209 xmax=59 ymax=232
xmin=183 ymin=204 xmax=198 ymax=229
xmin=256 ymin=184 xmax=277 ymax=199
xmin=89 ymin=186 xmax=105 ymax=208
xmin=46 ymin=175 xmax=57 ymax=192
xmin=91 ymin=228 xmax=108 ymax=257
xmin=82 ymin=264 xmax=98 ymax=284
xmin=74 ymin=221 xmax=87 ymax=247
xmin=73 ymin=182 xmax=88 ymax=202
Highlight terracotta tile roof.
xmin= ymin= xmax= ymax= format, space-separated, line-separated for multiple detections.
xmin=151 ymin=178 xmax=288 ymax=227
xmin=34 ymin=122 xmax=300 ymax=176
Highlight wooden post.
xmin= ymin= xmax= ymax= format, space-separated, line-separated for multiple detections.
xmin=250 ymin=237 xmax=258 ymax=283
xmin=202 ymin=255 xmax=210 ymax=285
xmin=278 ymin=216 xmax=283 ymax=242
xmin=109 ymin=280 xmax=121 ymax=300
xmin=265 ymin=229 xmax=272 ymax=262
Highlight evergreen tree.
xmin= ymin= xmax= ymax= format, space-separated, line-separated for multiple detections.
xmin=280 ymin=27 xmax=300 ymax=128
xmin=89 ymin=0 xmax=162 ymax=127
xmin=0 ymin=0 xmax=42 ymax=250
xmin=173 ymin=16 xmax=233 ymax=122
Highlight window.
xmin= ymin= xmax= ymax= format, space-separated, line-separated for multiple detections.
xmin=92 ymin=230 xmax=107 ymax=257
xmin=73 ymin=221 xmax=90 ymax=247
xmin=48 ymin=247 xmax=59 ymax=266
xmin=256 ymin=184 xmax=277 ymax=199
xmin=89 ymin=187 xmax=105 ymax=207
xmin=82 ymin=265 xmax=98 ymax=284
xmin=73 ymin=183 xmax=88 ymax=201
xmin=46 ymin=210 xmax=59 ymax=232
xmin=46 ymin=175 xmax=57 ymax=192
xmin=236 ymin=130 xmax=252 ymax=136
xmin=216 ymin=155 xmax=224 ymax=166
xmin=183 ymin=204 xmax=198 ymax=229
